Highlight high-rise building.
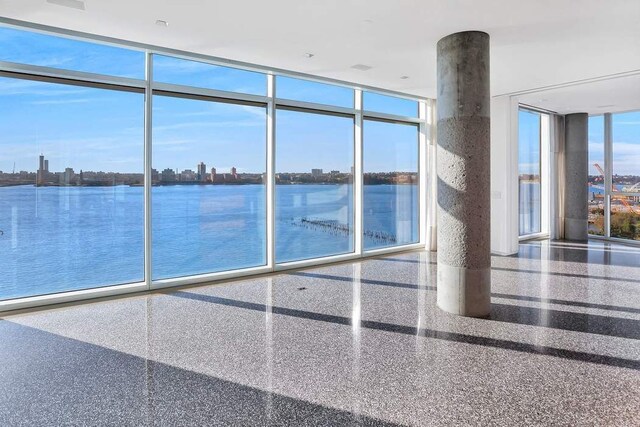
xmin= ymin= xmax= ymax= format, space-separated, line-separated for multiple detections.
xmin=311 ymin=168 xmax=323 ymax=177
xmin=37 ymin=154 xmax=46 ymax=185
xmin=210 ymin=167 xmax=217 ymax=182
xmin=197 ymin=162 xmax=207 ymax=182
xmin=44 ymin=159 xmax=49 ymax=172
xmin=231 ymin=166 xmax=238 ymax=179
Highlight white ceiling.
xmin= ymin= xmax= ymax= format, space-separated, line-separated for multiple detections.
xmin=518 ymin=73 xmax=640 ymax=115
xmin=1 ymin=0 xmax=639 ymax=111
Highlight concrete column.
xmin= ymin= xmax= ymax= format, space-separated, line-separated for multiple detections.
xmin=436 ymin=31 xmax=491 ymax=317
xmin=564 ymin=113 xmax=589 ymax=241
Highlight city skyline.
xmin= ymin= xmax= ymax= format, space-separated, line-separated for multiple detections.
xmin=0 ymin=153 xmax=419 ymax=187
xmin=3 ymin=152 xmax=405 ymax=175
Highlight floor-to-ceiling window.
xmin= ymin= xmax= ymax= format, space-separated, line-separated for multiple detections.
xmin=150 ymin=55 xmax=268 ymax=279
xmin=587 ymin=111 xmax=640 ymax=242
xmin=0 ymin=27 xmax=145 ymax=301
xmin=518 ymin=109 xmax=542 ymax=236
xmin=0 ymin=24 xmax=427 ymax=308
xmin=611 ymin=111 xmax=640 ymax=241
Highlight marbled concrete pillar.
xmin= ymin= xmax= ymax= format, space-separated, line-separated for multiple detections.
xmin=436 ymin=31 xmax=491 ymax=317
xmin=564 ymin=113 xmax=589 ymax=241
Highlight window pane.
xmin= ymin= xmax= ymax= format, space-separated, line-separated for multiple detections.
xmin=518 ymin=109 xmax=541 ymax=236
xmin=363 ymin=92 xmax=418 ymax=117
xmin=0 ymin=26 xmax=144 ymax=78
xmin=152 ymin=96 xmax=266 ymax=279
xmin=588 ymin=115 xmax=605 ymax=236
xmin=363 ymin=120 xmax=419 ymax=250
xmin=611 ymin=110 xmax=640 ymax=240
xmin=153 ymin=55 xmax=266 ymax=95
xmin=276 ymin=76 xmax=353 ymax=108
xmin=0 ymin=77 xmax=144 ymax=300
xmin=610 ymin=205 xmax=640 ymax=240
xmin=276 ymin=110 xmax=354 ymax=262
xmin=612 ymin=111 xmax=640 ymax=192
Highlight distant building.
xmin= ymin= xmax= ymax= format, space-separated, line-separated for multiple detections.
xmin=231 ymin=167 xmax=238 ymax=180
xmin=311 ymin=168 xmax=323 ymax=177
xmin=180 ymin=169 xmax=196 ymax=181
xmin=161 ymin=168 xmax=176 ymax=182
xmin=44 ymin=159 xmax=49 ymax=172
xmin=63 ymin=168 xmax=75 ymax=185
xmin=197 ymin=162 xmax=207 ymax=182
xmin=37 ymin=154 xmax=46 ymax=185
xmin=330 ymin=170 xmax=340 ymax=175
xmin=210 ymin=167 xmax=217 ymax=182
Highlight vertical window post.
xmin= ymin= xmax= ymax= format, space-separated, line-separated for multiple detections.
xmin=354 ymin=89 xmax=363 ymax=256
xmin=266 ymin=74 xmax=276 ymax=269
xmin=144 ymin=51 xmax=153 ymax=289
xmin=604 ymin=112 xmax=613 ymax=239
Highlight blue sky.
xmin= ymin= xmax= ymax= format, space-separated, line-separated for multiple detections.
xmin=518 ymin=109 xmax=540 ymax=175
xmin=611 ymin=111 xmax=640 ymax=176
xmin=588 ymin=115 xmax=604 ymax=177
xmin=0 ymin=25 xmax=419 ymax=174
xmin=3 ymin=25 xmax=636 ymax=176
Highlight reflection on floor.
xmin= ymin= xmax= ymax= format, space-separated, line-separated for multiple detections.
xmin=1 ymin=240 xmax=639 ymax=426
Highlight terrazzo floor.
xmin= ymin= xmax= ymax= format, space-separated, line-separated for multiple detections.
xmin=1 ymin=239 xmax=639 ymax=426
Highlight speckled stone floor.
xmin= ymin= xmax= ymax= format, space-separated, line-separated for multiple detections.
xmin=1 ymin=239 xmax=639 ymax=426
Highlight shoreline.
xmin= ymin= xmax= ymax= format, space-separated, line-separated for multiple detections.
xmin=0 ymin=182 xmax=420 ymax=188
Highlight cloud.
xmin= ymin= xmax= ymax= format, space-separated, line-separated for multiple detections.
xmin=611 ymin=142 xmax=640 ymax=175
xmin=30 ymin=98 xmax=92 ymax=106
xmin=153 ymin=119 xmax=263 ymax=132
xmin=614 ymin=121 xmax=640 ymax=126
xmin=153 ymin=57 xmax=213 ymax=73
xmin=0 ymin=79 xmax=88 ymax=97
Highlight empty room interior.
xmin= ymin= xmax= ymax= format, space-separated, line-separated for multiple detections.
xmin=1 ymin=1 xmax=640 ymax=425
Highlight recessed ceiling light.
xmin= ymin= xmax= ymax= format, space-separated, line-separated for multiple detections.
xmin=156 ymin=20 xmax=169 ymax=27
xmin=304 ymin=53 xmax=315 ymax=58
xmin=363 ymin=19 xmax=374 ymax=24
xmin=47 ymin=0 xmax=85 ymax=10
xmin=597 ymin=104 xmax=615 ymax=108
xmin=351 ymin=64 xmax=372 ymax=71
xmin=400 ymin=75 xmax=409 ymax=80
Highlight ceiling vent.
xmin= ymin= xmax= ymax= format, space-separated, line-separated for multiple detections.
xmin=47 ymin=0 xmax=85 ymax=10
xmin=351 ymin=64 xmax=372 ymax=71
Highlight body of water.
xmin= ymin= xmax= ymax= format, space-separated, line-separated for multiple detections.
xmin=0 ymin=184 xmax=418 ymax=300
